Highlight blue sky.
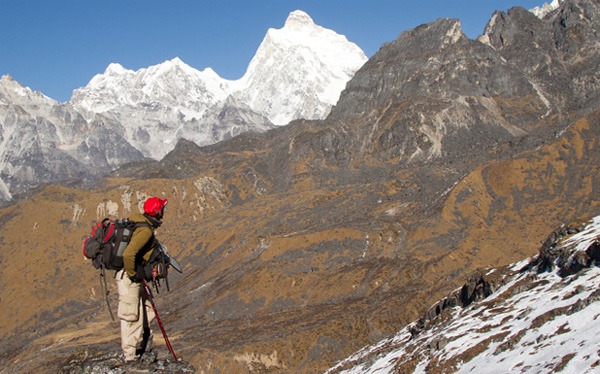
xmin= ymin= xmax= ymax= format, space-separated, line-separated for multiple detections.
xmin=1 ymin=1 xmax=545 ymax=102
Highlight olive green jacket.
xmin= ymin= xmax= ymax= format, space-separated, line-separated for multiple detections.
xmin=122 ymin=212 xmax=157 ymax=278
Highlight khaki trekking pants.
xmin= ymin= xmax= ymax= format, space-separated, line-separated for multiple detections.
xmin=115 ymin=269 xmax=155 ymax=361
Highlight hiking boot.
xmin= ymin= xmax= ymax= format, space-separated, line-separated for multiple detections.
xmin=124 ymin=357 xmax=150 ymax=373
xmin=140 ymin=349 xmax=157 ymax=365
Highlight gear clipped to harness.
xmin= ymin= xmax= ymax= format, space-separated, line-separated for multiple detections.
xmin=136 ymin=242 xmax=183 ymax=292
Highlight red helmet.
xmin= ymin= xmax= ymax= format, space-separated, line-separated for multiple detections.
xmin=143 ymin=197 xmax=168 ymax=217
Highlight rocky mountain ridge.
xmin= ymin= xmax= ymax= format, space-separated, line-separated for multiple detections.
xmin=147 ymin=0 xmax=599 ymax=191
xmin=1 ymin=1 xmax=599 ymax=373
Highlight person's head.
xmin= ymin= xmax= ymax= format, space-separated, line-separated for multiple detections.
xmin=143 ymin=197 xmax=168 ymax=220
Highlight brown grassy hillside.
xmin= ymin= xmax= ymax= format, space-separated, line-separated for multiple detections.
xmin=0 ymin=109 xmax=598 ymax=373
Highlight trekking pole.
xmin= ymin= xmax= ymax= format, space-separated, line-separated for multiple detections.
xmin=100 ymin=267 xmax=115 ymax=321
xmin=141 ymin=279 xmax=178 ymax=361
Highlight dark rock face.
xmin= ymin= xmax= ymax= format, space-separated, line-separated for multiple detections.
xmin=297 ymin=0 xmax=597 ymax=169
xmin=483 ymin=0 xmax=600 ymax=113
xmin=410 ymin=269 xmax=507 ymax=338
xmin=335 ymin=18 xmax=536 ymax=117
xmin=323 ymin=17 xmax=548 ymax=166
xmin=529 ymin=220 xmax=598 ymax=277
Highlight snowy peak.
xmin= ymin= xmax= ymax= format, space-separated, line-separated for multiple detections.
xmin=70 ymin=57 xmax=237 ymax=159
xmin=104 ymin=62 xmax=128 ymax=76
xmin=0 ymin=74 xmax=29 ymax=104
xmin=0 ymin=74 xmax=56 ymax=106
xmin=0 ymin=74 xmax=23 ymax=93
xmin=69 ymin=8 xmax=366 ymax=149
xmin=238 ymin=10 xmax=367 ymax=125
xmin=71 ymin=56 xmax=232 ymax=123
xmin=72 ymin=8 xmax=366 ymax=126
xmin=146 ymin=57 xmax=199 ymax=78
xmin=78 ymin=57 xmax=230 ymax=105
xmin=281 ymin=9 xmax=340 ymax=39
xmin=531 ymin=0 xmax=562 ymax=18
xmin=283 ymin=10 xmax=317 ymax=30
xmin=267 ymin=10 xmax=365 ymax=66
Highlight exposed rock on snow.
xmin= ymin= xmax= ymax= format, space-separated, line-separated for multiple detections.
xmin=327 ymin=216 xmax=600 ymax=373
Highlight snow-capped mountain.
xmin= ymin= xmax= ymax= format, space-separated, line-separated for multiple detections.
xmin=70 ymin=10 xmax=367 ymax=159
xmin=73 ymin=59 xmax=232 ymax=117
xmin=71 ymin=58 xmax=241 ymax=160
xmin=531 ymin=0 xmax=563 ymax=18
xmin=327 ymin=216 xmax=600 ymax=374
xmin=0 ymin=74 xmax=146 ymax=201
xmin=234 ymin=10 xmax=368 ymax=126
xmin=0 ymin=10 xmax=366 ymax=201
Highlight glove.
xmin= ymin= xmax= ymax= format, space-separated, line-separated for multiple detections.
xmin=130 ymin=267 xmax=148 ymax=283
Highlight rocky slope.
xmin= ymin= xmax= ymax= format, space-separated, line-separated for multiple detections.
xmin=327 ymin=216 xmax=600 ymax=373
xmin=0 ymin=1 xmax=599 ymax=373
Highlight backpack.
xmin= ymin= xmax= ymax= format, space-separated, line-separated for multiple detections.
xmin=82 ymin=218 xmax=149 ymax=270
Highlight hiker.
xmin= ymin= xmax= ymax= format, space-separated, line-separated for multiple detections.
xmin=115 ymin=196 xmax=168 ymax=364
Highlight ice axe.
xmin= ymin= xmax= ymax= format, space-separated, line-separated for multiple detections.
xmin=142 ymin=279 xmax=178 ymax=361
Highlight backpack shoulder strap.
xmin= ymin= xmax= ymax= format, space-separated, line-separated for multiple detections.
xmin=131 ymin=221 xmax=153 ymax=239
